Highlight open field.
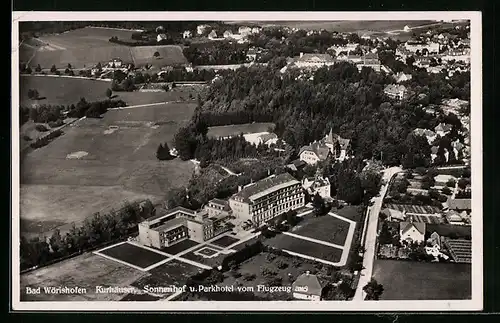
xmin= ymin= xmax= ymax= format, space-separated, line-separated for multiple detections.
xmin=37 ymin=27 xmax=137 ymax=50
xmin=162 ymin=239 xmax=199 ymax=255
xmin=20 ymin=75 xmax=111 ymax=106
xmin=207 ymin=123 xmax=275 ymax=138
xmin=98 ymin=242 xmax=168 ymax=269
xmin=20 ymin=76 xmax=198 ymax=107
xmin=20 ymin=252 xmax=147 ymax=301
xmin=131 ymin=45 xmax=188 ymax=67
xmin=265 ymin=234 xmax=343 ymax=263
xmin=372 ymin=259 xmax=471 ymax=300
xmin=20 ymin=101 xmax=196 ymax=237
xmin=290 ymin=215 xmax=350 ymax=246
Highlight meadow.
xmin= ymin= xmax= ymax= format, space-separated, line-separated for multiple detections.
xmin=207 ymin=123 xmax=275 ymax=138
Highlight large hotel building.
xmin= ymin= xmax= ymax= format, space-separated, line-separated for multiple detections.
xmin=229 ymin=173 xmax=305 ymax=226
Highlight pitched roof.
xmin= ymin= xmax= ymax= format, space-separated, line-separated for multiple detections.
xmin=209 ymin=198 xmax=228 ymax=207
xmin=384 ymin=84 xmax=407 ymax=94
xmin=231 ymin=173 xmax=299 ymax=203
xmin=299 ymin=142 xmax=331 ymax=161
xmin=400 ymin=221 xmax=426 ymax=235
xmin=448 ymin=198 xmax=471 ymax=210
xmin=292 ymin=272 xmax=325 ymax=296
xmin=259 ymin=133 xmax=278 ymax=144
xmin=435 ymin=123 xmax=453 ymax=132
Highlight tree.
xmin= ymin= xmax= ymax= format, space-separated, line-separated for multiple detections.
xmin=360 ymin=170 xmax=382 ymax=199
xmin=25 ymin=66 xmax=32 ymax=74
xmin=50 ymin=65 xmax=57 ymax=73
xmin=35 ymin=64 xmax=42 ymax=72
xmin=153 ymin=51 xmax=160 ymax=58
xmin=106 ymin=88 xmax=113 ymax=98
xmin=363 ymin=279 xmax=384 ymax=300
xmin=441 ymin=186 xmax=452 ymax=195
xmin=27 ymin=89 xmax=39 ymax=100
xmin=49 ymin=229 xmax=66 ymax=256
xmin=67 ymin=63 xmax=72 ymax=69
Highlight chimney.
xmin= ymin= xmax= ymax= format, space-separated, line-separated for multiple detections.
xmin=300 ymin=52 xmax=304 ymax=58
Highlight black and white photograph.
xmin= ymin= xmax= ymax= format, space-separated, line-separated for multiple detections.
xmin=11 ymin=11 xmax=482 ymax=311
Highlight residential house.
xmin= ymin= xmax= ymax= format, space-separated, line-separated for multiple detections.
xmin=324 ymin=129 xmax=351 ymax=161
xmin=157 ymin=34 xmax=168 ymax=42
xmin=404 ymin=25 xmax=411 ymax=32
xmin=257 ymin=133 xmax=278 ymax=146
xmin=223 ymin=30 xmax=234 ymax=38
xmin=427 ymin=66 xmax=444 ymax=74
xmin=238 ymin=26 xmax=252 ymax=36
xmin=384 ymin=84 xmax=408 ymax=100
xmin=293 ymin=53 xmax=336 ymax=69
xmin=356 ymin=53 xmax=381 ymax=72
xmin=251 ymin=27 xmax=262 ymax=34
xmin=286 ymin=159 xmax=307 ymax=172
xmin=399 ymin=219 xmax=426 ymax=244
xmin=445 ymin=210 xmax=465 ymax=225
xmin=328 ymin=43 xmax=359 ymax=56
xmin=292 ymin=271 xmax=326 ymax=301
xmin=441 ymin=49 xmax=470 ymax=64
xmin=183 ymin=30 xmax=192 ymax=39
xmin=427 ymin=231 xmax=441 ymax=248
xmin=434 ymin=123 xmax=453 ymax=136
xmin=380 ymin=208 xmax=406 ymax=221
xmin=107 ymin=58 xmax=123 ymax=68
xmin=413 ymin=128 xmax=437 ymax=145
xmin=394 ymin=72 xmax=412 ymax=83
xmin=302 ymin=169 xmax=331 ymax=199
xmin=396 ymin=46 xmax=412 ymax=58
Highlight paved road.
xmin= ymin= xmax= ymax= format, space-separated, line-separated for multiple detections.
xmin=353 ymin=166 xmax=402 ymax=301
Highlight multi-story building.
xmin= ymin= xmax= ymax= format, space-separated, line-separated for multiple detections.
xmin=404 ymin=40 xmax=440 ymax=54
xmin=138 ymin=202 xmax=231 ymax=249
xmin=302 ymin=170 xmax=331 ymax=199
xmin=293 ymin=53 xmax=336 ymax=69
xmin=299 ymin=129 xmax=351 ymax=165
xmin=384 ymin=84 xmax=409 ymax=101
xmin=229 ymin=173 xmax=305 ymax=226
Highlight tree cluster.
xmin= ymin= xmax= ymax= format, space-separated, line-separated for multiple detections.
xmin=66 ymin=97 xmax=126 ymax=118
xmin=183 ymin=41 xmax=249 ymax=66
xmin=29 ymin=129 xmax=63 ymax=149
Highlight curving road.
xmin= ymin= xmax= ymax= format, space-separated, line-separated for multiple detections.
xmin=353 ymin=166 xmax=402 ymax=301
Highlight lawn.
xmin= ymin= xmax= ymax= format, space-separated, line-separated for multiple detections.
xmin=372 ymin=259 xmax=472 ymax=300
xmin=181 ymin=247 xmax=227 ymax=268
xmin=265 ymin=234 xmax=343 ymax=264
xmin=131 ymin=259 xmax=204 ymax=293
xmin=207 ymin=123 xmax=275 ymax=138
xmin=195 ymin=247 xmax=219 ymax=257
xmin=20 ymin=252 xmax=147 ymax=301
xmin=290 ymin=214 xmax=351 ymax=246
xmin=332 ymin=205 xmax=364 ymax=222
xmin=20 ymin=102 xmax=196 ymax=238
xmin=99 ymin=242 xmax=167 ymax=269
xmin=211 ymin=235 xmax=240 ymax=248
xmin=38 ymin=27 xmax=137 ymax=50
xmin=130 ymin=45 xmax=188 ymax=67
xmin=161 ymin=239 xmax=199 ymax=255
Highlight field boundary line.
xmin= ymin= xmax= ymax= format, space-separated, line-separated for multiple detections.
xmin=329 ymin=212 xmax=357 ymax=225
xmin=21 ymin=74 xmax=112 ymax=82
xmin=282 ymin=231 xmax=344 ymax=250
xmin=127 ymin=241 xmax=175 ymax=257
xmin=174 ymin=255 xmax=212 ymax=270
xmin=281 ymin=249 xmax=341 ymax=267
xmin=142 ymin=256 xmax=176 ymax=271
xmin=93 ymin=250 xmax=147 ymax=272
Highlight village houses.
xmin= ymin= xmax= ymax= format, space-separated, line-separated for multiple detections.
xmin=302 ymin=169 xmax=331 ymax=200
xmin=384 ymin=84 xmax=408 ymax=101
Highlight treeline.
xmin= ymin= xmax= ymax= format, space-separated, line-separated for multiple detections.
xmin=20 ymin=200 xmax=154 ymax=271
xmin=183 ymin=41 xmax=249 ymax=66
xmin=127 ymin=69 xmax=216 ymax=85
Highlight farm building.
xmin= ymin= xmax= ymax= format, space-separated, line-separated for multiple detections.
xmin=399 ymin=220 xmax=426 ymax=244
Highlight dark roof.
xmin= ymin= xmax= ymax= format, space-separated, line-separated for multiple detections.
xmin=231 ymin=173 xmax=299 ymax=203
xmin=400 ymin=221 xmax=426 ymax=235
xmin=292 ymin=273 xmax=325 ymax=296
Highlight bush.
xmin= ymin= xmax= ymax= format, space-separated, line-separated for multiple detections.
xmin=23 ymin=135 xmax=32 ymax=141
xmin=276 ymin=259 xmax=289 ymax=269
xmin=441 ymin=186 xmax=452 ymax=195
xmin=243 ymin=273 xmax=256 ymax=281
xmin=437 ymin=194 xmax=448 ymax=203
xmin=35 ymin=124 xmax=49 ymax=132
xmin=48 ymin=119 xmax=64 ymax=128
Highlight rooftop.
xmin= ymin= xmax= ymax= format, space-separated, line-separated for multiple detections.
xmin=292 ymin=272 xmax=325 ymax=296
xmin=448 ymin=198 xmax=472 ymax=211
xmin=295 ymin=53 xmax=335 ymax=63
xmin=299 ymin=141 xmax=331 ymax=161
xmin=231 ymin=173 xmax=300 ymax=203
xmin=152 ymin=217 xmax=186 ymax=232
xmin=400 ymin=221 xmax=426 ymax=235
